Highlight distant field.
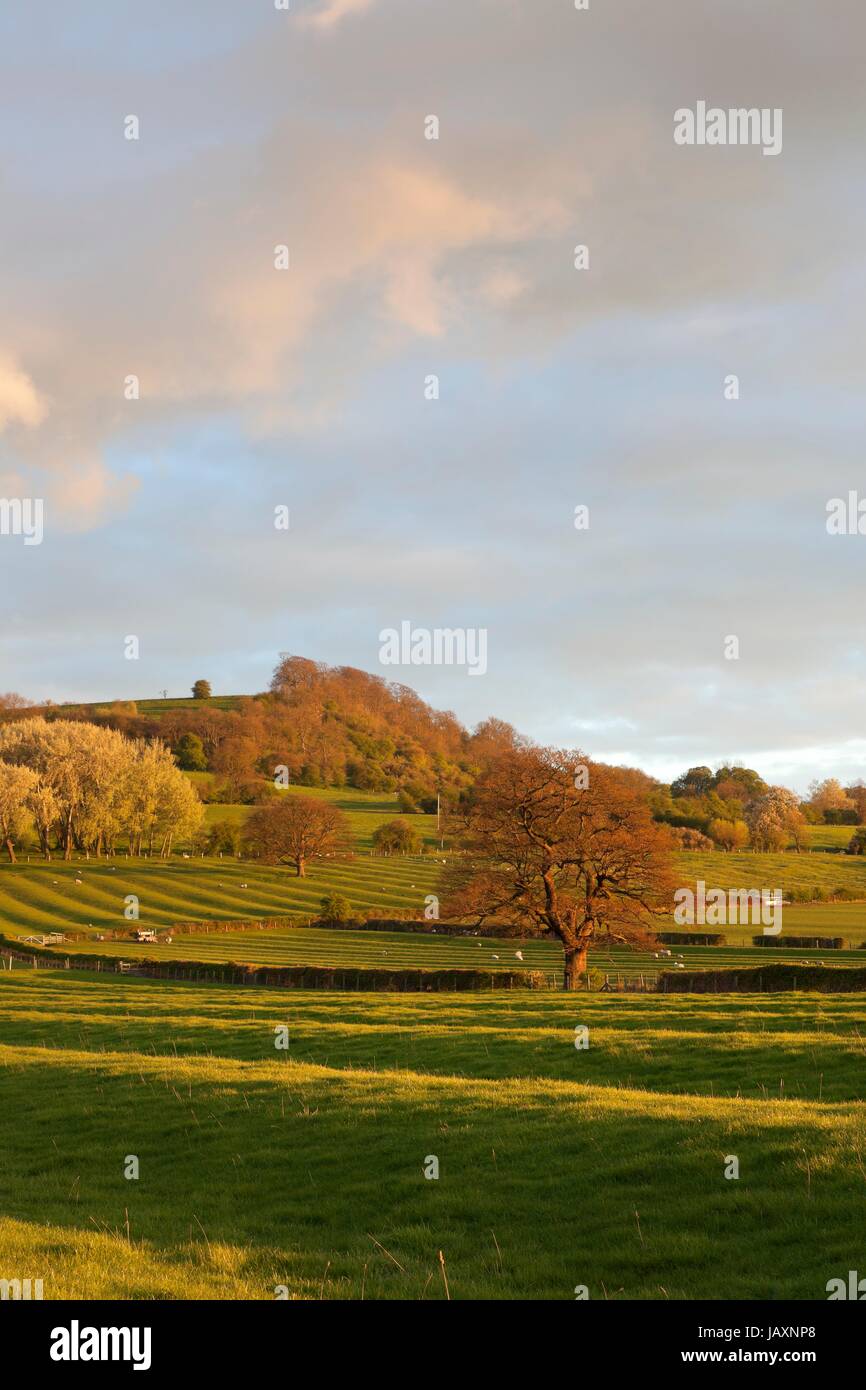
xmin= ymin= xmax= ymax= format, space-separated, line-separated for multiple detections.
xmin=1 ymin=972 xmax=864 ymax=1299
xmin=805 ymin=824 xmax=857 ymax=851
xmin=3 ymin=855 xmax=866 ymax=978
xmin=3 ymin=784 xmax=866 ymax=974
xmin=0 ymin=858 xmax=442 ymax=940
xmin=672 ymin=848 xmax=866 ymax=899
xmin=22 ymin=920 xmax=866 ymax=985
xmin=202 ymin=788 xmax=441 ymax=852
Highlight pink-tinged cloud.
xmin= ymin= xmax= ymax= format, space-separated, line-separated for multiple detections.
xmin=302 ymin=0 xmax=378 ymax=32
xmin=0 ymin=358 xmax=47 ymax=431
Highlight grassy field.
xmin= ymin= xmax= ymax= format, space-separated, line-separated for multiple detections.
xmin=0 ymin=857 xmax=443 ymax=940
xmin=672 ymin=847 xmax=866 ymax=900
xmin=2 ymin=784 xmax=866 ymax=980
xmin=1 ymin=971 xmax=865 ymax=1300
xmin=10 ymin=914 xmax=866 ymax=984
xmin=803 ymin=824 xmax=856 ymax=851
xmin=3 ymin=855 xmax=866 ymax=982
xmin=202 ymin=786 xmax=441 ymax=851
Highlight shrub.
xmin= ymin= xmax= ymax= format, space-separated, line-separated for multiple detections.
xmin=371 ymin=818 xmax=421 ymax=855
xmin=319 ymin=893 xmax=352 ymax=925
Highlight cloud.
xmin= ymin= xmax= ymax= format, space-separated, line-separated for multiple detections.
xmin=301 ymin=0 xmax=377 ymax=31
xmin=0 ymin=358 xmax=47 ymax=431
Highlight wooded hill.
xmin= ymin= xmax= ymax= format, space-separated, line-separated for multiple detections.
xmin=2 ymin=655 xmax=524 ymax=807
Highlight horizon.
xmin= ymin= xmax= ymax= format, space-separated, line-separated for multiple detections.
xmin=7 ymin=664 xmax=846 ymax=801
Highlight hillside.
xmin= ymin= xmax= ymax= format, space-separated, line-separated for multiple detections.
xmin=3 ymin=656 xmax=529 ymax=806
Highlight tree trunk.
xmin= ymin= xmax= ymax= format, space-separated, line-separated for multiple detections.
xmin=563 ymin=943 xmax=588 ymax=991
xmin=296 ymin=856 xmax=306 ymax=877
xmin=4 ymin=838 xmax=16 ymax=864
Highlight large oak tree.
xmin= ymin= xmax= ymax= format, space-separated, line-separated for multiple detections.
xmin=244 ymin=794 xmax=352 ymax=876
xmin=441 ymin=746 xmax=674 ymax=990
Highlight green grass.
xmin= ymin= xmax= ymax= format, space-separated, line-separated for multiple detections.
xmin=29 ymin=921 xmax=866 ymax=985
xmin=3 ymin=854 xmax=866 ymax=982
xmin=3 ymin=783 xmax=866 ymax=975
xmin=1 ymin=972 xmax=865 ymax=1299
xmin=673 ymin=848 xmax=866 ymax=900
xmin=0 ymin=857 xmax=443 ymax=940
xmin=805 ymin=825 xmax=856 ymax=851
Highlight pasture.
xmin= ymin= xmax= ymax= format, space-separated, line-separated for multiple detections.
xmin=3 ymin=849 xmax=866 ymax=982
xmin=0 ymin=971 xmax=864 ymax=1299
xmin=11 ymin=916 xmax=866 ymax=985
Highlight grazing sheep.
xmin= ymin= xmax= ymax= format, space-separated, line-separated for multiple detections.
xmin=491 ymin=954 xmax=499 ymax=960
xmin=515 ymin=950 xmax=524 ymax=961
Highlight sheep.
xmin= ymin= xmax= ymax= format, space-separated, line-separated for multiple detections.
xmin=491 ymin=954 xmax=499 ymax=960
xmin=514 ymin=950 xmax=524 ymax=961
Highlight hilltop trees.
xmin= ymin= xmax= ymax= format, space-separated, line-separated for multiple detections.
xmin=808 ymin=778 xmax=857 ymax=824
xmin=658 ymin=764 xmax=815 ymax=850
xmin=244 ymin=794 xmax=352 ymax=876
xmin=441 ymin=747 xmax=674 ymax=990
xmin=266 ymin=654 xmax=471 ymax=796
xmin=0 ymin=657 xmax=555 ymax=807
xmin=0 ymin=718 xmax=202 ymax=859
xmin=746 ymin=787 xmax=807 ymax=852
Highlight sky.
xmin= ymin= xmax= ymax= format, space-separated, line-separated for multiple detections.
xmin=1 ymin=0 xmax=865 ymax=794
